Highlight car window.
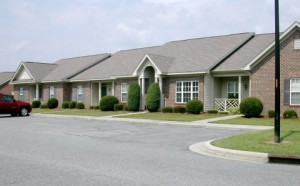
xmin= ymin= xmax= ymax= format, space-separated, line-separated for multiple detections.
xmin=2 ymin=96 xmax=14 ymax=103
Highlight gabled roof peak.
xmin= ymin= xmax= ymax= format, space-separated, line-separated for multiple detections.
xmin=117 ymin=45 xmax=160 ymax=53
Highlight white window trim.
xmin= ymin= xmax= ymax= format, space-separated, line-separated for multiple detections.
xmin=290 ymin=78 xmax=300 ymax=105
xmin=121 ymin=83 xmax=128 ymax=102
xmin=19 ymin=87 xmax=24 ymax=100
xmin=175 ymin=81 xmax=199 ymax=103
xmin=49 ymin=86 xmax=55 ymax=98
xmin=77 ymin=85 xmax=83 ymax=102
xmin=227 ymin=81 xmax=239 ymax=99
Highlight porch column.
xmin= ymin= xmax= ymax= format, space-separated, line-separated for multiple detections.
xmin=238 ymin=76 xmax=242 ymax=103
xmin=158 ymin=75 xmax=163 ymax=108
xmin=99 ymin=82 xmax=102 ymax=100
xmin=140 ymin=77 xmax=145 ymax=110
xmin=112 ymin=81 xmax=115 ymax=96
xmin=35 ymin=83 xmax=39 ymax=101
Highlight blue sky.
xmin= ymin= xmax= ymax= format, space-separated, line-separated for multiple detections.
xmin=1 ymin=0 xmax=300 ymax=72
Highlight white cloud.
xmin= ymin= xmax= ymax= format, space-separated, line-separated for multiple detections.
xmin=12 ymin=41 xmax=29 ymax=53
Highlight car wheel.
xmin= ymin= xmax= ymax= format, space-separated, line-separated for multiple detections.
xmin=20 ymin=108 xmax=28 ymax=117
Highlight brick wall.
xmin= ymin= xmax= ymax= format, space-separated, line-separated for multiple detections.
xmin=13 ymin=85 xmax=29 ymax=101
xmin=115 ymin=78 xmax=138 ymax=103
xmin=251 ymin=29 xmax=300 ymax=115
xmin=163 ymin=75 xmax=205 ymax=107
xmin=71 ymin=82 xmax=92 ymax=108
xmin=0 ymin=83 xmax=13 ymax=95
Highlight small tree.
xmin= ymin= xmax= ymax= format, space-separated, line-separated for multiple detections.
xmin=147 ymin=83 xmax=160 ymax=112
xmin=127 ymin=82 xmax=140 ymax=111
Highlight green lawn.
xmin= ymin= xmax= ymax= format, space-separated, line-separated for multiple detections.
xmin=211 ymin=117 xmax=300 ymax=155
xmin=32 ymin=108 xmax=128 ymax=117
xmin=211 ymin=117 xmax=300 ymax=126
xmin=116 ymin=112 xmax=224 ymax=122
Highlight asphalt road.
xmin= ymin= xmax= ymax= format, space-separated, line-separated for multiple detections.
xmin=0 ymin=115 xmax=299 ymax=186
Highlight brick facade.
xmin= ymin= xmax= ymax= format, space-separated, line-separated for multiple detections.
xmin=0 ymin=83 xmax=13 ymax=95
xmin=71 ymin=82 xmax=92 ymax=108
xmin=251 ymin=29 xmax=300 ymax=115
xmin=163 ymin=75 xmax=205 ymax=107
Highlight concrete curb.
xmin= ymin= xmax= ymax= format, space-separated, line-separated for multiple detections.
xmin=189 ymin=140 xmax=269 ymax=163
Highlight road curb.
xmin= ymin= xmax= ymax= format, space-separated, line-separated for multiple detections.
xmin=189 ymin=140 xmax=269 ymax=163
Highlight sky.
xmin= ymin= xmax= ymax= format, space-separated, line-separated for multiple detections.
xmin=1 ymin=0 xmax=300 ymax=72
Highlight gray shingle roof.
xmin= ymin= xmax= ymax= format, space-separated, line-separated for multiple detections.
xmin=24 ymin=62 xmax=57 ymax=82
xmin=71 ymin=32 xmax=254 ymax=80
xmin=0 ymin=72 xmax=14 ymax=86
xmin=42 ymin=53 xmax=110 ymax=82
xmin=212 ymin=33 xmax=275 ymax=72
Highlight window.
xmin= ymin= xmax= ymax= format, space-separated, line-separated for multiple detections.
xmin=294 ymin=39 xmax=300 ymax=50
xmin=77 ymin=85 xmax=83 ymax=102
xmin=121 ymin=83 xmax=128 ymax=102
xmin=290 ymin=78 xmax=300 ymax=105
xmin=19 ymin=88 xmax=24 ymax=101
xmin=49 ymin=86 xmax=55 ymax=98
xmin=176 ymin=81 xmax=198 ymax=103
xmin=227 ymin=82 xmax=239 ymax=99
xmin=2 ymin=95 xmax=13 ymax=103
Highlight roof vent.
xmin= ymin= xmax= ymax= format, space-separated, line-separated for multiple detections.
xmin=294 ymin=39 xmax=300 ymax=49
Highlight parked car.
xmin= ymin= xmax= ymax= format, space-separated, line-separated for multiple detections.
xmin=0 ymin=93 xmax=32 ymax=116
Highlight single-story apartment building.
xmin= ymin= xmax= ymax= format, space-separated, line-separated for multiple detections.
xmin=10 ymin=22 xmax=300 ymax=114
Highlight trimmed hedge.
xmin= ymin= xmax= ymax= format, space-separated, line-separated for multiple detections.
xmin=69 ymin=101 xmax=77 ymax=109
xmin=239 ymin=97 xmax=263 ymax=118
xmin=147 ymin=83 xmax=160 ymax=112
xmin=268 ymin=110 xmax=275 ymax=118
xmin=114 ymin=103 xmax=125 ymax=111
xmin=76 ymin=102 xmax=85 ymax=109
xmin=127 ymin=82 xmax=140 ymax=111
xmin=173 ymin=106 xmax=186 ymax=113
xmin=62 ymin=102 xmax=70 ymax=109
xmin=162 ymin=106 xmax=173 ymax=113
xmin=186 ymin=99 xmax=203 ymax=114
xmin=100 ymin=95 xmax=119 ymax=111
xmin=283 ymin=109 xmax=298 ymax=119
xmin=32 ymin=100 xmax=41 ymax=108
xmin=93 ymin=105 xmax=100 ymax=110
xmin=47 ymin=98 xmax=58 ymax=109
xmin=207 ymin=109 xmax=218 ymax=114
xmin=40 ymin=103 xmax=48 ymax=109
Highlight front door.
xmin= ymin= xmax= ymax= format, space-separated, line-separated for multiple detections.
xmin=101 ymin=85 xmax=107 ymax=98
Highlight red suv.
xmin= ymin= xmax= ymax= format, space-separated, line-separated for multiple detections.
xmin=0 ymin=93 xmax=32 ymax=116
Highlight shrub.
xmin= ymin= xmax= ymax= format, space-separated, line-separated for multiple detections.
xmin=268 ymin=110 xmax=275 ymax=118
xmin=219 ymin=111 xmax=229 ymax=115
xmin=47 ymin=98 xmax=58 ymax=109
xmin=124 ymin=105 xmax=128 ymax=111
xmin=162 ymin=106 xmax=173 ymax=113
xmin=114 ymin=103 xmax=125 ymax=111
xmin=69 ymin=101 xmax=77 ymax=109
xmin=62 ymin=102 xmax=70 ymax=109
xmin=173 ymin=106 xmax=186 ymax=113
xmin=76 ymin=102 xmax=85 ymax=109
xmin=186 ymin=99 xmax=203 ymax=114
xmin=89 ymin=106 xmax=94 ymax=109
xmin=228 ymin=107 xmax=240 ymax=115
xmin=283 ymin=109 xmax=298 ymax=119
xmin=32 ymin=100 xmax=41 ymax=108
xmin=207 ymin=109 xmax=218 ymax=114
xmin=239 ymin=97 xmax=263 ymax=118
xmin=93 ymin=105 xmax=100 ymax=110
xmin=40 ymin=103 xmax=48 ymax=109
xmin=100 ymin=95 xmax=119 ymax=111
xmin=127 ymin=82 xmax=140 ymax=111
xmin=147 ymin=83 xmax=160 ymax=112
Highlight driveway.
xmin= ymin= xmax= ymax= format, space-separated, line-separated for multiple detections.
xmin=0 ymin=115 xmax=299 ymax=185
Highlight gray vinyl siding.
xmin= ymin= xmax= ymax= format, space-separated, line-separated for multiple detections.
xmin=204 ymin=74 xmax=214 ymax=111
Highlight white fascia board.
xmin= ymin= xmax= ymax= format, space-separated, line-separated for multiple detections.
xmin=243 ymin=22 xmax=300 ymax=70
xmin=70 ymin=78 xmax=116 ymax=82
xmin=132 ymin=54 xmax=162 ymax=76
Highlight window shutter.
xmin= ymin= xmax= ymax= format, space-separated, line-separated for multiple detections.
xmin=284 ymin=79 xmax=290 ymax=105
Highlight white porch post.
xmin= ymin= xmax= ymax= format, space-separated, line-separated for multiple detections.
xmin=112 ymin=81 xmax=115 ymax=96
xmin=238 ymin=76 xmax=242 ymax=103
xmin=35 ymin=83 xmax=39 ymax=100
xmin=99 ymin=82 xmax=102 ymax=101
xmin=158 ymin=75 xmax=163 ymax=108
xmin=140 ymin=77 xmax=145 ymax=110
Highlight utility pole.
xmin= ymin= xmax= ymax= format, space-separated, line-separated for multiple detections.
xmin=274 ymin=0 xmax=280 ymax=143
